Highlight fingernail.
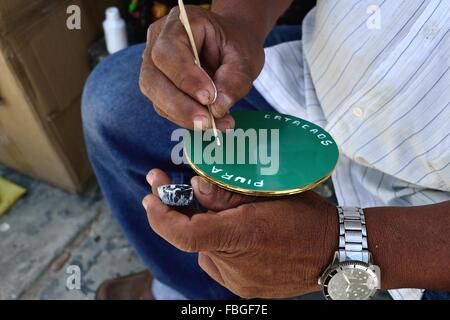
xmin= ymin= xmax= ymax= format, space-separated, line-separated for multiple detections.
xmin=147 ymin=171 xmax=154 ymax=185
xmin=197 ymin=177 xmax=212 ymax=195
xmin=196 ymin=89 xmax=212 ymax=105
xmin=142 ymin=197 xmax=149 ymax=209
xmin=218 ymin=117 xmax=235 ymax=131
xmin=194 ymin=116 xmax=210 ymax=130
xmin=224 ymin=117 xmax=235 ymax=129
xmin=212 ymin=94 xmax=233 ymax=118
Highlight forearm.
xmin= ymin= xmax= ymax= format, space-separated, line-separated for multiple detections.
xmin=365 ymin=201 xmax=450 ymax=291
xmin=211 ymin=0 xmax=294 ymax=44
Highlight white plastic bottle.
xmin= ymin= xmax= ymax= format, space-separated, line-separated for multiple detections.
xmin=103 ymin=7 xmax=128 ymax=54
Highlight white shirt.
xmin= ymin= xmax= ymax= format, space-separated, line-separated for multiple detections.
xmin=254 ymin=0 xmax=450 ymax=300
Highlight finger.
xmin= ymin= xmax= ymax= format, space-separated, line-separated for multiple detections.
xmin=154 ymin=102 xmax=234 ymax=131
xmin=140 ymin=58 xmax=212 ymax=130
xmin=214 ymin=114 xmax=235 ymax=131
xmin=153 ymin=103 xmax=169 ymax=119
xmin=210 ymin=59 xmax=255 ymax=118
xmin=141 ymin=21 xmax=212 ymax=129
xmin=142 ymin=51 xmax=235 ymax=130
xmin=152 ymin=9 xmax=217 ymax=106
xmin=198 ymin=253 xmax=225 ymax=286
xmin=143 ymin=194 xmax=237 ymax=252
xmin=141 ymin=11 xmax=235 ymax=130
xmin=191 ymin=176 xmax=261 ymax=211
xmin=146 ymin=169 xmax=172 ymax=195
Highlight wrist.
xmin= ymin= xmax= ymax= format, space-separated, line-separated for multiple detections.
xmin=300 ymin=200 xmax=338 ymax=293
xmin=211 ymin=9 xmax=267 ymax=45
xmin=364 ymin=206 xmax=414 ymax=290
xmin=319 ymin=206 xmax=382 ymax=300
xmin=211 ymin=0 xmax=292 ymax=45
xmin=317 ymin=203 xmax=339 ymax=278
xmin=364 ymin=203 xmax=450 ymax=291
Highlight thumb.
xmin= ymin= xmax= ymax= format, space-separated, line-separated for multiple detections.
xmin=210 ymin=60 xmax=255 ymax=118
xmin=143 ymin=194 xmax=238 ymax=253
xmin=191 ymin=176 xmax=263 ymax=211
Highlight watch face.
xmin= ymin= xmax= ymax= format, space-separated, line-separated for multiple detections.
xmin=323 ymin=262 xmax=379 ymax=300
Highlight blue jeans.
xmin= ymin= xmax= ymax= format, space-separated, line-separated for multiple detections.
xmin=82 ymin=26 xmax=301 ymax=300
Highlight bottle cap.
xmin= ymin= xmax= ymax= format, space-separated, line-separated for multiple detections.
xmin=106 ymin=7 xmax=120 ymax=21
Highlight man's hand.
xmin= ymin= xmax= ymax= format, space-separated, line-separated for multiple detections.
xmin=139 ymin=5 xmax=266 ymax=130
xmin=143 ymin=170 xmax=450 ymax=296
xmin=143 ymin=169 xmax=338 ymax=298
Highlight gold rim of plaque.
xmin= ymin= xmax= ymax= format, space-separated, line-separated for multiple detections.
xmin=185 ymin=152 xmax=336 ymax=197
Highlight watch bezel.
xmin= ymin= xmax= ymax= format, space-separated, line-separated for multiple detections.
xmin=321 ymin=260 xmax=381 ymax=300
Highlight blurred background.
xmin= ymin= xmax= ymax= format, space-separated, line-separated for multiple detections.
xmin=0 ymin=0 xmax=316 ymax=300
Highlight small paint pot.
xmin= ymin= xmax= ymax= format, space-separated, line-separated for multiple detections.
xmin=158 ymin=184 xmax=194 ymax=207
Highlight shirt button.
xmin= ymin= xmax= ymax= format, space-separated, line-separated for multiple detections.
xmin=352 ymin=107 xmax=364 ymax=118
xmin=356 ymin=156 xmax=371 ymax=167
xmin=424 ymin=25 xmax=439 ymax=39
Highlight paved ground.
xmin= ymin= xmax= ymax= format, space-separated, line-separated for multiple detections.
xmin=0 ymin=166 xmax=145 ymax=300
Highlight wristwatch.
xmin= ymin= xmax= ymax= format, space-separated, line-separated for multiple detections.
xmin=318 ymin=207 xmax=381 ymax=300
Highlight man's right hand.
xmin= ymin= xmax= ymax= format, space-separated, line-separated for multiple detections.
xmin=139 ymin=5 xmax=266 ymax=130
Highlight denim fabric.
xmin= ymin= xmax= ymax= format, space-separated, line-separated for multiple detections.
xmin=422 ymin=290 xmax=450 ymax=300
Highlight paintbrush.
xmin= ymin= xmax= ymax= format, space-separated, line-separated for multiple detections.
xmin=178 ymin=0 xmax=221 ymax=146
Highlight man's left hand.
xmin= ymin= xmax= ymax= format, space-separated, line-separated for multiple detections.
xmin=143 ymin=169 xmax=338 ymax=298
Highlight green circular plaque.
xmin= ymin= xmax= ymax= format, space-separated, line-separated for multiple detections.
xmin=184 ymin=112 xmax=339 ymax=196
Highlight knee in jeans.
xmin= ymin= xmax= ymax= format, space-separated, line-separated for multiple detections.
xmin=82 ymin=67 xmax=107 ymax=141
xmin=81 ymin=51 xmax=136 ymax=142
